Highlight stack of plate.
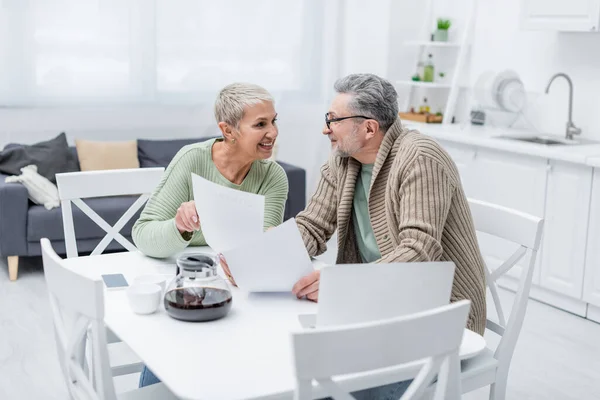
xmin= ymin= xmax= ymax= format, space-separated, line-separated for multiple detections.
xmin=474 ymin=69 xmax=526 ymax=111
xmin=472 ymin=69 xmax=527 ymax=126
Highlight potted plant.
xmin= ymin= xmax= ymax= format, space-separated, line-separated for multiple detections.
xmin=438 ymin=72 xmax=446 ymax=83
xmin=434 ymin=18 xmax=451 ymax=42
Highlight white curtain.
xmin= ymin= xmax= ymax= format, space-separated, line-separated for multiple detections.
xmin=0 ymin=0 xmax=400 ymax=195
xmin=0 ymin=0 xmax=333 ymax=106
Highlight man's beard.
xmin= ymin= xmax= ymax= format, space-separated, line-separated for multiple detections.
xmin=332 ymin=126 xmax=361 ymax=158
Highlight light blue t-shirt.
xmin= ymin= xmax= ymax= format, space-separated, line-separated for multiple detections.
xmin=352 ymin=164 xmax=382 ymax=263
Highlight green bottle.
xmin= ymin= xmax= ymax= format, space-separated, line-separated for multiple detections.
xmin=423 ymin=54 xmax=434 ymax=83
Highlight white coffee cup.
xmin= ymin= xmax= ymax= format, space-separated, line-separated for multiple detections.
xmin=126 ymin=283 xmax=162 ymax=315
xmin=134 ymin=274 xmax=167 ymax=293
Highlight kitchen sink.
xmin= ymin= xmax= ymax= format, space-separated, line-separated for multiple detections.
xmin=497 ymin=135 xmax=600 ymax=146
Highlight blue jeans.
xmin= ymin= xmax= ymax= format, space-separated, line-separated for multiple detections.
xmin=342 ymin=380 xmax=411 ymax=400
xmin=140 ymin=366 xmax=410 ymax=399
xmin=139 ymin=366 xmax=161 ymax=387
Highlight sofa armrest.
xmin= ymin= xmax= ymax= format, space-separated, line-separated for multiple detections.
xmin=0 ymin=174 xmax=29 ymax=256
xmin=277 ymin=161 xmax=306 ymax=221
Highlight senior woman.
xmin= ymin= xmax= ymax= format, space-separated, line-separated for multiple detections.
xmin=133 ymin=82 xmax=288 ymax=387
xmin=132 ymin=82 xmax=288 ymax=258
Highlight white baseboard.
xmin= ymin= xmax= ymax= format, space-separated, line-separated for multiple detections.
xmin=497 ymin=277 xmax=588 ymax=317
xmin=586 ymin=304 xmax=600 ymax=323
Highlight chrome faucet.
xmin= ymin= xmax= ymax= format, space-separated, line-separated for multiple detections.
xmin=545 ymin=73 xmax=581 ymax=140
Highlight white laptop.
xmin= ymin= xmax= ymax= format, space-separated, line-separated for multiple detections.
xmin=299 ymin=262 xmax=456 ymax=328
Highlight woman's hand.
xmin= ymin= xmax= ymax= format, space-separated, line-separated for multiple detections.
xmin=218 ymin=254 xmax=237 ymax=287
xmin=175 ymin=201 xmax=201 ymax=234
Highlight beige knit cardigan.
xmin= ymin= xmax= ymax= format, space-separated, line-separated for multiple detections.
xmin=296 ymin=118 xmax=487 ymax=334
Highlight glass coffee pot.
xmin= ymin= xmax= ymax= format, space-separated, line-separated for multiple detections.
xmin=164 ymin=253 xmax=233 ymax=322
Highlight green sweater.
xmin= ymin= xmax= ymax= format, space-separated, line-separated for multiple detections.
xmin=132 ymin=138 xmax=289 ymax=258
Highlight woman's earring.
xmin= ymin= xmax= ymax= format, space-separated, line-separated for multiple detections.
xmin=232 ymin=138 xmax=236 ymax=144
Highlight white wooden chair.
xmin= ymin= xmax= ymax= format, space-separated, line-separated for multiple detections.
xmin=292 ymin=300 xmax=471 ymax=400
xmin=56 ymin=168 xmax=164 ymax=258
xmin=56 ymin=168 xmax=164 ymax=378
xmin=41 ymin=238 xmax=178 ymax=400
xmin=456 ymin=198 xmax=544 ymax=400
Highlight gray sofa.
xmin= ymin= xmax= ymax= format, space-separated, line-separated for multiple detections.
xmin=0 ymin=137 xmax=306 ymax=280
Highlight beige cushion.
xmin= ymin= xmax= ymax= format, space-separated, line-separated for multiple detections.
xmin=75 ymin=139 xmax=140 ymax=171
xmin=5 ymin=165 xmax=60 ymax=210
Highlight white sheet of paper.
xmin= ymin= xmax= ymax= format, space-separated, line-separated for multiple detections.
xmin=221 ymin=218 xmax=314 ymax=292
xmin=191 ymin=173 xmax=264 ymax=253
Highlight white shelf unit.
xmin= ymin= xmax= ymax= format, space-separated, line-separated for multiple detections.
xmin=403 ymin=40 xmax=462 ymax=48
xmin=398 ymin=0 xmax=478 ymax=125
xmin=396 ymin=80 xmax=452 ymax=89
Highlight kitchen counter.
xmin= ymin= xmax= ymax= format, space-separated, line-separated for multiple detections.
xmin=399 ymin=123 xmax=600 ymax=325
xmin=404 ymin=121 xmax=600 ymax=165
xmin=586 ymin=157 xmax=600 ymax=168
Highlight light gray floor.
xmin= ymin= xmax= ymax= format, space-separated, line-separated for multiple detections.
xmin=2 ymin=255 xmax=600 ymax=399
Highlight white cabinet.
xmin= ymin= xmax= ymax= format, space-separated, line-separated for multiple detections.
xmin=429 ymin=136 xmax=600 ymax=319
xmin=469 ymin=149 xmax=547 ymax=284
xmin=540 ymin=161 xmax=592 ymax=299
xmin=521 ymin=0 xmax=600 ymax=31
xmin=437 ymin=140 xmax=476 ymax=196
xmin=583 ymin=168 xmax=600 ymax=307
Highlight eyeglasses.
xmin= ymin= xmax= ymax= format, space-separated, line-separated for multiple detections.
xmin=325 ymin=113 xmax=372 ymax=130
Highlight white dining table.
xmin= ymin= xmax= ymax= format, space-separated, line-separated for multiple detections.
xmin=62 ymin=247 xmax=487 ymax=400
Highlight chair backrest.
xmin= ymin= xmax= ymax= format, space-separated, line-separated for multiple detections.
xmin=316 ymin=262 xmax=456 ymax=327
xmin=41 ymin=238 xmax=117 ymax=400
xmin=467 ymin=198 xmax=544 ymax=366
xmin=292 ymin=300 xmax=471 ymax=400
xmin=56 ymin=168 xmax=164 ymax=258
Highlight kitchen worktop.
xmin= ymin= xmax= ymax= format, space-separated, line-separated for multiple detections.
xmin=404 ymin=121 xmax=600 ymax=165
xmin=586 ymin=157 xmax=600 ymax=168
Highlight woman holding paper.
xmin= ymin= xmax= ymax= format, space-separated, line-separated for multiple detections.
xmin=134 ymin=83 xmax=288 ymax=388
xmin=132 ymin=83 xmax=288 ymax=259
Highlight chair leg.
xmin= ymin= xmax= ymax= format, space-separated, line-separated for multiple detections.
xmin=489 ymin=380 xmax=507 ymax=400
xmin=8 ymin=256 xmax=18 ymax=281
xmin=490 ymin=364 xmax=509 ymax=400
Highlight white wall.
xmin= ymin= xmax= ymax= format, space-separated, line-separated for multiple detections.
xmin=341 ymin=0 xmax=393 ymax=77
xmin=0 ymin=1 xmax=396 ymax=199
xmin=469 ymin=0 xmax=600 ymax=139
xmin=0 ymin=103 xmax=328 ymax=195
xmin=388 ymin=0 xmax=600 ymax=139
xmin=0 ymin=105 xmax=212 ymax=145
xmin=6 ymin=0 xmax=599 ymax=198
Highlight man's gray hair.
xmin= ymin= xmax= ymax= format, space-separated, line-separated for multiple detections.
xmin=214 ymin=83 xmax=274 ymax=127
xmin=334 ymin=73 xmax=399 ymax=133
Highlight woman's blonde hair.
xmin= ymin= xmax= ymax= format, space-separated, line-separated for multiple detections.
xmin=214 ymin=83 xmax=274 ymax=128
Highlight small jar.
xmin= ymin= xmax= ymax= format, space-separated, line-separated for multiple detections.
xmin=164 ymin=253 xmax=232 ymax=322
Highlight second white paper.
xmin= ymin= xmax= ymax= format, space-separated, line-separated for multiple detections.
xmin=191 ymin=173 xmax=264 ymax=253
xmin=221 ymin=218 xmax=314 ymax=292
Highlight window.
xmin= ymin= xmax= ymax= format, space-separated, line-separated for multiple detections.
xmin=0 ymin=0 xmax=324 ymax=106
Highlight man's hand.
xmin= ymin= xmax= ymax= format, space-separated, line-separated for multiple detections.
xmin=218 ymin=254 xmax=237 ymax=287
xmin=175 ymin=201 xmax=201 ymax=234
xmin=292 ymin=270 xmax=320 ymax=302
